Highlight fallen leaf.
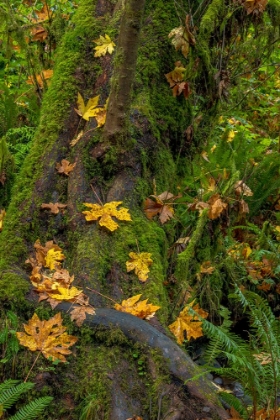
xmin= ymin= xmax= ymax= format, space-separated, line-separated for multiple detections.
xmin=200 ymin=261 xmax=215 ymax=274
xmin=208 ymin=194 xmax=227 ymax=220
xmin=168 ymin=26 xmax=190 ymax=58
xmin=33 ymin=240 xmax=63 ymax=266
xmin=70 ymin=306 xmax=96 ymax=327
xmin=16 ymin=312 xmax=77 ymax=362
xmin=56 ymin=159 xmax=76 ymax=176
xmin=30 ymin=25 xmax=48 ymax=42
xmin=168 ymin=301 xmax=208 ymax=344
xmin=114 ymin=294 xmax=160 ymax=320
xmin=74 ymin=92 xmax=106 ymax=122
xmin=0 ymin=209 xmax=6 ymax=231
xmin=83 ymin=201 xmax=131 ymax=231
xmin=93 ymin=34 xmax=116 ymax=57
xmin=48 ymin=286 xmax=82 ymax=301
xmin=126 ymin=252 xmax=153 ymax=282
xmin=41 ymin=202 xmax=67 ymax=214
xmin=45 ymin=248 xmax=65 ymax=270
xmin=238 ymin=199 xmax=249 ymax=214
xmin=165 ymin=64 xmax=191 ymax=97
xmin=144 ymin=191 xmax=175 ymax=224
xmin=95 ymin=108 xmax=107 ymax=127
xmin=243 ymin=0 xmax=268 ymax=15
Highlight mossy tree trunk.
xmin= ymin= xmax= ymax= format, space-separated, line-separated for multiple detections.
xmin=0 ymin=0 xmax=232 ymax=418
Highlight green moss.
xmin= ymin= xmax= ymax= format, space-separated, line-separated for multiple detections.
xmin=0 ymin=272 xmax=29 ymax=305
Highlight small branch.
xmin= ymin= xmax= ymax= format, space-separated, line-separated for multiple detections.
xmin=24 ymin=351 xmax=41 ymax=382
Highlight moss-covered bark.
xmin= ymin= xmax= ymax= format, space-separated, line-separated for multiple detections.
xmin=0 ymin=0 xmax=231 ymax=418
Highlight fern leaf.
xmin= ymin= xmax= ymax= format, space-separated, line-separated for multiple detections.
xmin=0 ymin=382 xmax=34 ymax=409
xmin=0 ymin=380 xmax=20 ymax=393
xmin=9 ymin=396 xmax=53 ymax=420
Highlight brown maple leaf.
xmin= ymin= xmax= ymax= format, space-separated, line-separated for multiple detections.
xmin=144 ymin=191 xmax=176 ymax=224
xmin=208 ymin=194 xmax=227 ymax=220
xmin=16 ymin=312 xmax=77 ymax=362
xmin=70 ymin=306 xmax=96 ymax=327
xmin=41 ymin=202 xmax=67 ymax=214
xmin=33 ymin=239 xmax=63 ymax=266
xmin=56 ymin=159 xmax=76 ymax=176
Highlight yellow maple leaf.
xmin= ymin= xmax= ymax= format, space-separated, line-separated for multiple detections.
xmin=168 ymin=301 xmax=208 ymax=344
xmin=93 ymin=34 xmax=116 ymax=57
xmin=49 ymin=286 xmax=82 ymax=301
xmin=16 ymin=313 xmax=77 ymax=362
xmin=45 ymin=248 xmax=65 ymax=270
xmin=83 ymin=201 xmax=131 ymax=231
xmin=126 ymin=252 xmax=153 ymax=282
xmin=0 ymin=209 xmax=6 ymax=231
xmin=114 ymin=294 xmax=160 ymax=319
xmin=75 ymin=93 xmax=102 ymax=121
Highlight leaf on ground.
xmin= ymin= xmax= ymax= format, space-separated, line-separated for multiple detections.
xmin=95 ymin=108 xmax=107 ymax=127
xmin=16 ymin=313 xmax=77 ymax=362
xmin=41 ymin=202 xmax=67 ymax=214
xmin=0 ymin=209 xmax=6 ymax=231
xmin=56 ymin=159 xmax=76 ymax=176
xmin=33 ymin=240 xmax=63 ymax=266
xmin=168 ymin=26 xmax=190 ymax=57
xmin=114 ymin=294 xmax=160 ymax=320
xmin=75 ymin=93 xmax=101 ymax=121
xmin=200 ymin=261 xmax=215 ymax=274
xmin=48 ymin=286 xmax=82 ymax=301
xmin=83 ymin=201 xmax=131 ymax=231
xmin=70 ymin=306 xmax=96 ymax=327
xmin=126 ymin=252 xmax=153 ymax=282
xmin=243 ymin=0 xmax=268 ymax=15
xmin=45 ymin=248 xmax=65 ymax=270
xmin=144 ymin=191 xmax=175 ymax=224
xmin=53 ymin=268 xmax=74 ymax=288
xmin=165 ymin=63 xmax=191 ymax=98
xmin=208 ymin=194 xmax=227 ymax=220
xmin=168 ymin=301 xmax=208 ymax=344
xmin=93 ymin=34 xmax=116 ymax=57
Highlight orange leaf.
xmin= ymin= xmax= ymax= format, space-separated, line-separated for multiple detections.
xmin=41 ymin=202 xmax=67 ymax=214
xmin=56 ymin=159 xmax=76 ymax=176
xmin=70 ymin=306 xmax=96 ymax=327
xmin=144 ymin=191 xmax=175 ymax=224
xmin=16 ymin=313 xmax=77 ymax=362
xmin=208 ymin=194 xmax=227 ymax=220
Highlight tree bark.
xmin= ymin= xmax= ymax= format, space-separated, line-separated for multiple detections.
xmin=0 ymin=0 xmax=230 ymax=418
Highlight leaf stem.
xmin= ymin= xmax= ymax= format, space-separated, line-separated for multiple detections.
xmin=24 ymin=351 xmax=41 ymax=382
xmin=90 ymin=185 xmax=103 ymax=205
xmin=86 ymin=287 xmax=117 ymax=304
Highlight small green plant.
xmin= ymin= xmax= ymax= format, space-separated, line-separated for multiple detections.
xmin=0 ymin=379 xmax=52 ymax=419
xmin=0 ymin=311 xmax=19 ymax=364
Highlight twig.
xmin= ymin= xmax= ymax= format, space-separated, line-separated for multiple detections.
xmin=86 ymin=287 xmax=117 ymax=304
xmin=24 ymin=351 xmax=41 ymax=382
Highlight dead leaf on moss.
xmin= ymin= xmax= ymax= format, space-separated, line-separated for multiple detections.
xmin=144 ymin=191 xmax=176 ymax=224
xmin=56 ymin=159 xmax=76 ymax=176
xmin=70 ymin=130 xmax=84 ymax=147
xmin=126 ymin=252 xmax=153 ymax=282
xmin=93 ymin=34 xmax=115 ymax=57
xmin=234 ymin=180 xmax=253 ymax=197
xmin=41 ymin=202 xmax=67 ymax=215
xmin=83 ymin=201 xmax=131 ymax=231
xmin=26 ymin=69 xmax=53 ymax=87
xmin=16 ymin=312 xmax=77 ymax=362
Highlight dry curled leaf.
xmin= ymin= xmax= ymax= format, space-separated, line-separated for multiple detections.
xmin=93 ymin=34 xmax=116 ymax=57
xmin=16 ymin=313 xmax=77 ymax=362
xmin=208 ymin=194 xmax=227 ymax=220
xmin=126 ymin=252 xmax=153 ymax=282
xmin=26 ymin=69 xmax=53 ymax=87
xmin=168 ymin=301 xmax=208 ymax=344
xmin=70 ymin=130 xmax=84 ymax=147
xmin=165 ymin=63 xmax=191 ymax=98
xmin=41 ymin=202 xmax=67 ymax=215
xmin=144 ymin=191 xmax=175 ymax=224
xmin=114 ymin=294 xmax=160 ymax=320
xmin=56 ymin=159 xmax=76 ymax=176
xmin=83 ymin=201 xmax=132 ymax=231
xmin=70 ymin=306 xmax=96 ymax=327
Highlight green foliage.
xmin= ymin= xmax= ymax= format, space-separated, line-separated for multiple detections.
xmin=202 ymin=289 xmax=280 ymax=417
xmin=0 ymin=379 xmax=52 ymax=419
xmin=0 ymin=310 xmax=19 ymax=364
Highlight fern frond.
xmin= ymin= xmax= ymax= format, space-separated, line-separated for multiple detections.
xmin=0 ymin=380 xmax=20 ymax=393
xmin=9 ymin=396 xmax=53 ymax=420
xmin=0 ymin=382 xmax=34 ymax=409
xmin=219 ymin=392 xmax=248 ymax=419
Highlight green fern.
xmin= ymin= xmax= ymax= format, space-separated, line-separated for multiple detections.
xmin=9 ymin=397 xmax=53 ymax=420
xmin=0 ymin=380 xmax=53 ymax=419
